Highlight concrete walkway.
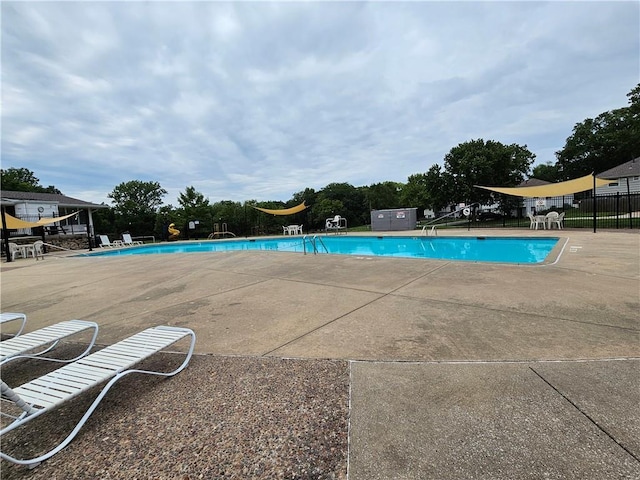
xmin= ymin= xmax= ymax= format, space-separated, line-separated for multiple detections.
xmin=1 ymin=229 xmax=639 ymax=478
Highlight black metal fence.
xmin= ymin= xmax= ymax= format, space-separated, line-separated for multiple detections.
xmin=434 ymin=192 xmax=640 ymax=230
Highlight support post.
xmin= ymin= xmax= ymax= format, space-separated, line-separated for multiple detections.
xmin=1 ymin=208 xmax=11 ymax=263
xmin=627 ymin=177 xmax=633 ymax=229
xmin=592 ymin=173 xmax=597 ymax=233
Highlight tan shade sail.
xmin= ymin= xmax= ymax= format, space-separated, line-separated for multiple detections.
xmin=1 ymin=211 xmax=78 ymax=230
xmin=475 ymin=174 xmax=612 ymax=198
xmin=253 ymin=202 xmax=308 ymax=216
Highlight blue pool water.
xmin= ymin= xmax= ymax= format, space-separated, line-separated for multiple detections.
xmin=86 ymin=236 xmax=559 ymax=264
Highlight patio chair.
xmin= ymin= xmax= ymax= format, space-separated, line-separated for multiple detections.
xmin=122 ymin=233 xmax=143 ymax=246
xmin=0 ymin=319 xmax=99 ymax=366
xmin=544 ymin=211 xmax=559 ymax=230
xmin=528 ymin=213 xmax=546 ymax=230
xmin=0 ymin=313 xmax=27 ymax=338
xmin=30 ymin=240 xmax=45 ymax=260
xmin=551 ymin=212 xmax=565 ymax=229
xmin=0 ymin=325 xmax=196 ymax=467
xmin=7 ymin=243 xmax=26 ymax=261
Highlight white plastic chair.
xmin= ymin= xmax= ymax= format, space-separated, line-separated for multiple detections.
xmin=30 ymin=240 xmax=45 ymax=260
xmin=551 ymin=212 xmax=565 ymax=229
xmin=545 ymin=211 xmax=559 ymax=229
xmin=529 ymin=214 xmax=546 ymax=230
xmin=7 ymin=243 xmax=25 ymax=261
xmin=0 ymin=325 xmax=196 ymax=467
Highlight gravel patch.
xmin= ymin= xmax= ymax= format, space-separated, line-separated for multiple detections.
xmin=1 ymin=353 xmax=349 ymax=479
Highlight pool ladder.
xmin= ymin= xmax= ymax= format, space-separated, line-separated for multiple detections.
xmin=421 ymin=225 xmax=438 ymax=236
xmin=302 ymin=235 xmax=329 ymax=255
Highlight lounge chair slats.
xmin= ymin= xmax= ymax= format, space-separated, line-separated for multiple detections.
xmin=29 ymin=378 xmax=80 ymax=395
xmin=77 ymin=357 xmax=132 ymax=370
xmin=1 ymin=325 xmax=196 ymax=468
xmin=33 ymin=374 xmax=94 ymax=391
xmin=54 ymin=363 xmax=116 ymax=383
xmin=11 ymin=389 xmax=63 ymax=408
xmin=0 ymin=320 xmax=99 ymax=365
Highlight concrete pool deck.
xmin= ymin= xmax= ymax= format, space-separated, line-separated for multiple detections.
xmin=1 ymin=229 xmax=639 ymax=479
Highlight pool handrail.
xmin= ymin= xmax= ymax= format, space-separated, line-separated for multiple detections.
xmin=301 ymin=235 xmax=329 ymax=255
xmin=421 ymin=203 xmax=480 ymax=235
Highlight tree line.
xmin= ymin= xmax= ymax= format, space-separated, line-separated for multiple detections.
xmin=2 ymin=84 xmax=638 ymax=238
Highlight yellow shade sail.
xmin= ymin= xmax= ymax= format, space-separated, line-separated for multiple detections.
xmin=1 ymin=211 xmax=78 ymax=230
xmin=475 ymin=174 xmax=613 ymax=198
xmin=253 ymin=202 xmax=308 ymax=216
xmin=1 ymin=213 xmax=39 ymax=229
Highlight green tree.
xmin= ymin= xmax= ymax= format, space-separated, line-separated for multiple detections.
xmin=400 ymin=173 xmax=429 ymax=211
xmin=108 ymin=180 xmax=167 ymax=236
xmin=424 ymin=165 xmax=453 ymax=212
xmin=154 ymin=204 xmax=179 ymax=240
xmin=319 ymin=182 xmax=367 ymax=227
xmin=93 ymin=207 xmax=116 ymax=236
xmin=401 ymin=165 xmax=453 ymax=214
xmin=288 ymin=188 xmax=317 ymax=231
xmin=311 ymin=198 xmax=344 ymax=228
xmin=364 ymin=181 xmax=403 ymax=211
xmin=291 ymin=188 xmax=317 ymax=207
xmin=556 ymin=83 xmax=640 ymax=179
xmin=1 ymin=167 xmax=61 ymax=193
xmin=532 ymin=162 xmax=561 ymax=183
xmin=211 ymin=200 xmax=243 ymax=235
xmin=443 ymin=139 xmax=535 ymax=211
xmin=177 ymin=186 xmax=211 ymax=237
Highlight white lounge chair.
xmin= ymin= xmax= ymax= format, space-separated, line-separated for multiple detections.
xmin=99 ymin=235 xmax=122 ymax=248
xmin=122 ymin=233 xmax=143 ymax=246
xmin=0 ymin=313 xmax=27 ymax=338
xmin=0 ymin=325 xmax=196 ymax=467
xmin=0 ymin=319 xmax=99 ymax=366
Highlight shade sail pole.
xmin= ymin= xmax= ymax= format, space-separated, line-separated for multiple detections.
xmin=592 ymin=173 xmax=597 ymax=233
xmin=1 ymin=208 xmax=10 ymax=263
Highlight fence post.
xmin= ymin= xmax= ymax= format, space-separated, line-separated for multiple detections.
xmin=616 ymin=192 xmax=620 ymax=229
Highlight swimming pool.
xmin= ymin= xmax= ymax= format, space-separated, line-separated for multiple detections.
xmin=86 ymin=235 xmax=559 ymax=264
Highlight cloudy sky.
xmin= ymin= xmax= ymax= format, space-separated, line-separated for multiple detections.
xmin=2 ymin=1 xmax=638 ymax=206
